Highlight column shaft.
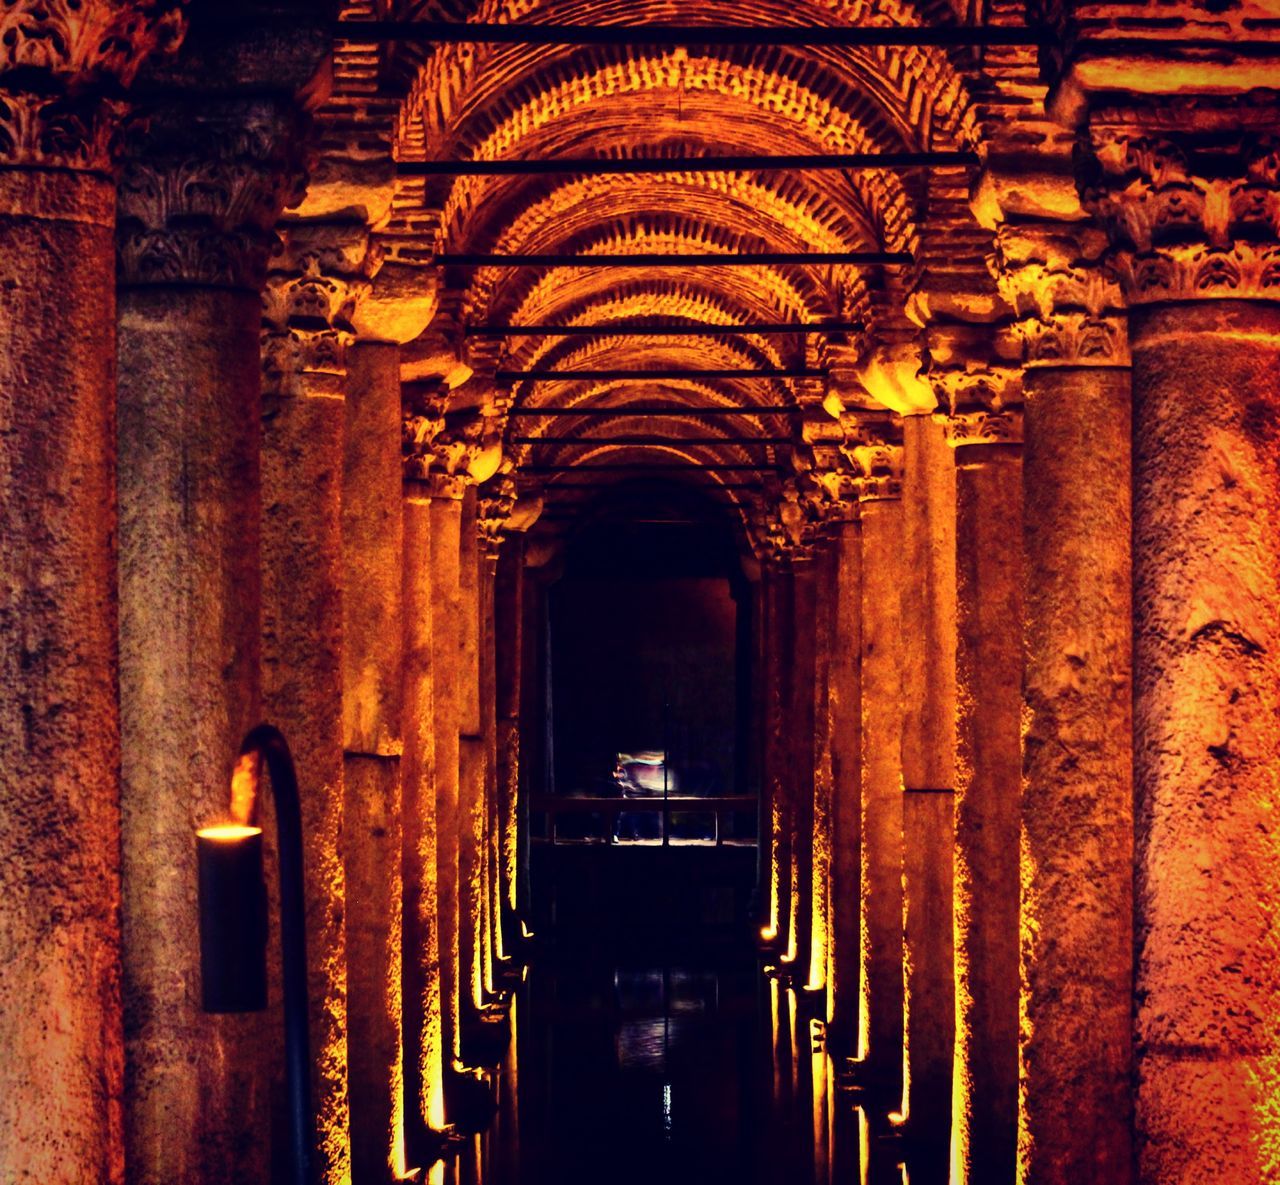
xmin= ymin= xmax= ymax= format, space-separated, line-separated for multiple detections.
xmin=343 ymin=341 xmax=409 ymax=1183
xmin=262 ymin=373 xmax=350 ymax=1183
xmin=899 ymin=414 xmax=957 ymax=1154
xmin=827 ymin=521 xmax=863 ymax=1054
xmin=951 ymin=443 xmax=1022 ymax=1184
xmin=764 ymin=568 xmax=794 ymax=950
xmin=0 ymin=170 xmax=124 ymax=1185
xmin=118 ymin=283 xmax=271 ymax=1185
xmin=857 ymin=497 xmax=905 ymax=1097
xmin=1129 ymin=302 xmax=1280 ymax=1184
xmin=402 ymin=494 xmax=446 ymax=1140
xmin=429 ymin=496 xmax=464 ymax=1076
xmin=787 ymin=561 xmax=818 ymax=974
xmin=808 ymin=544 xmax=838 ymax=995
xmin=495 ymin=541 xmax=525 ymax=942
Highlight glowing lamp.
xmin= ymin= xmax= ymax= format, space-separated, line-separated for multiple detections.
xmin=196 ymin=823 xmax=267 ymax=1012
xmin=195 ymin=724 xmax=314 ymax=1185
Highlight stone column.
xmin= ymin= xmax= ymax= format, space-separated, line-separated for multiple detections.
xmin=986 ymin=216 xmax=1134 ymax=1185
xmin=826 ymin=517 xmax=863 ymax=1058
xmin=341 ymin=269 xmax=436 ymax=1183
xmin=941 ymin=379 xmax=1024 ymax=1185
xmin=495 ymin=533 xmax=526 ymax=949
xmin=115 ymin=89 xmax=310 ymax=1185
xmin=898 ymin=412 xmax=957 ymax=1159
xmin=807 ymin=539 xmax=838 ymax=999
xmin=261 ymin=223 xmax=378 ymax=1184
xmin=0 ymin=10 xmax=176 ymax=1180
xmin=785 ymin=553 xmax=818 ymax=977
xmin=400 ymin=383 xmax=453 ymax=1150
xmin=1083 ymin=115 xmax=1280 ymax=1184
xmin=847 ymin=421 xmax=906 ymax=1101
xmin=761 ymin=560 xmax=794 ymax=955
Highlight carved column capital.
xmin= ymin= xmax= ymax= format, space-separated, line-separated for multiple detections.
xmin=477 ymin=477 xmax=518 ymax=559
xmin=0 ymin=0 xmax=183 ymax=171
xmin=921 ymin=321 xmax=1024 ymax=450
xmin=1081 ymin=107 xmax=1280 ymax=304
xmin=117 ymin=97 xmax=312 ymax=289
xmin=262 ymin=221 xmax=376 ymax=398
xmin=839 ymin=414 xmax=905 ymax=502
xmin=401 ymin=399 xmax=505 ymax=493
xmin=989 ymin=222 xmax=1130 ymax=367
xmin=939 ymin=407 xmax=1025 ymax=448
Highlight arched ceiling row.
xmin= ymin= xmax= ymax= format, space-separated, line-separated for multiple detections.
xmin=323 ymin=0 xmax=1040 ymax=557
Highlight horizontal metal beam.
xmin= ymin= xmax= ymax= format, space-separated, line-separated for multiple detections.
xmin=510 ymin=405 xmax=799 ymax=416
xmin=439 ymin=251 xmax=908 ymax=268
xmin=337 ymin=22 xmax=1041 ymax=48
xmin=399 ymin=151 xmax=976 ymax=177
xmin=468 ymin=321 xmax=864 ymax=337
xmin=521 ymin=463 xmax=775 ymax=473
xmin=513 ymin=435 xmax=793 ymax=445
xmin=547 ymin=481 xmax=763 ymax=492
xmin=499 ymin=367 xmax=824 ymax=381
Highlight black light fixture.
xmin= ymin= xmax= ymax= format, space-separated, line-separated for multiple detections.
xmin=196 ymin=723 xmax=314 ymax=1185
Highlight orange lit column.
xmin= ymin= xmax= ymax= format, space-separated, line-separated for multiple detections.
xmin=342 ymin=267 xmax=436 ymax=1182
xmin=986 ymin=218 xmax=1134 ymax=1185
xmin=0 ymin=15 xmax=170 ymax=1180
xmin=945 ymin=394 xmax=1023 ymax=1185
xmin=806 ymin=537 xmax=838 ymax=1000
xmin=849 ymin=421 xmax=905 ymax=1100
xmin=457 ymin=490 xmax=490 ymax=1042
xmin=114 ymin=91 xmax=309 ymax=1183
xmin=426 ymin=471 xmax=468 ymax=1102
xmin=897 ymin=411 xmax=957 ymax=1155
xmin=260 ymin=228 xmax=358 ymax=1185
xmin=825 ymin=513 xmax=863 ymax=1058
xmin=761 ymin=558 xmax=794 ymax=956
xmin=1084 ymin=116 xmax=1280 ymax=1183
xmin=495 ymin=532 xmax=526 ymax=950
xmin=785 ymin=551 xmax=818 ymax=978
xmin=400 ymin=384 xmax=453 ymax=1150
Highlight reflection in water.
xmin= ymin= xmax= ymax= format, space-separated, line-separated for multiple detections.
xmin=434 ymin=946 xmax=918 ymax=1185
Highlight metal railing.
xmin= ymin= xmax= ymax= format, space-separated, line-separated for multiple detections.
xmin=531 ymin=794 xmax=757 ymax=847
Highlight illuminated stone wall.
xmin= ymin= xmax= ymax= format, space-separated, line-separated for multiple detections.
xmin=0 ymin=1 xmax=1277 ymax=1182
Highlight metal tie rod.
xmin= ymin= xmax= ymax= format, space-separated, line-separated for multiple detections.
xmin=468 ymin=321 xmax=863 ymax=336
xmin=439 ymin=251 xmax=908 ymax=268
xmin=399 ymin=151 xmax=977 ymax=177
xmin=336 ymin=22 xmax=1042 ymax=48
xmin=522 ymin=463 xmax=775 ymax=472
xmin=513 ymin=435 xmax=793 ymax=445
xmin=510 ymin=406 xmax=800 ymax=415
xmin=499 ymin=367 xmax=825 ymax=381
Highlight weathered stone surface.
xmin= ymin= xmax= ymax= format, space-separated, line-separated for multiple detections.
xmin=951 ymin=435 xmax=1023 ymax=1185
xmin=1129 ymin=300 xmax=1280 ymax=1185
xmin=117 ymin=285 xmax=271 ymax=1185
xmin=0 ymin=167 xmax=123 ymax=1185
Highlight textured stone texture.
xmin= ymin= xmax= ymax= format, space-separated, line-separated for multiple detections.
xmin=1020 ymin=365 xmax=1133 ymax=1185
xmin=495 ymin=541 xmax=525 ymax=939
xmin=1129 ymin=301 xmax=1280 ymax=1185
xmin=262 ymin=381 xmax=350 ymax=1184
xmin=0 ymin=168 xmax=124 ymax=1185
xmin=786 ymin=560 xmax=818 ymax=976
xmin=402 ymin=495 xmax=446 ymax=1143
xmin=343 ymin=340 xmax=406 ymax=1182
xmin=429 ymin=494 xmax=465 ymax=1080
xmin=117 ymin=285 xmax=270 ymax=1185
xmin=951 ymin=443 xmax=1023 ymax=1185
xmin=899 ymin=413 xmax=957 ymax=1160
xmin=826 ymin=522 xmax=863 ymax=1052
xmin=807 ymin=543 xmax=837 ymax=996
xmin=857 ymin=497 xmax=905 ymax=1097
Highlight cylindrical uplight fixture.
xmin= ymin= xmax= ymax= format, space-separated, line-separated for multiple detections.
xmin=197 ymin=824 xmax=268 ymax=1012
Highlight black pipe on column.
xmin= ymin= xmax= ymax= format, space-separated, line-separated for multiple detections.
xmin=196 ymin=723 xmax=314 ymax=1185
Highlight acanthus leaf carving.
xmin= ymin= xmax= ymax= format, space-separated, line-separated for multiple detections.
xmin=989 ymin=223 xmax=1130 ymax=368
xmin=117 ymin=98 xmax=313 ymax=289
xmin=1081 ymin=114 xmax=1280 ymax=304
xmin=0 ymin=0 xmax=184 ymax=170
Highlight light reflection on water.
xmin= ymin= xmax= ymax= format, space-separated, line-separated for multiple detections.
xmin=432 ymin=952 xmax=921 ymax=1185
